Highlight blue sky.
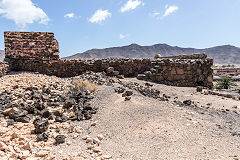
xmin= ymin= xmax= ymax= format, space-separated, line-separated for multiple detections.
xmin=0 ymin=0 xmax=240 ymax=58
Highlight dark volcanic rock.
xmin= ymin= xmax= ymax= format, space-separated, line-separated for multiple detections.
xmin=183 ymin=100 xmax=192 ymax=106
xmin=37 ymin=133 xmax=49 ymax=142
xmin=55 ymin=135 xmax=65 ymax=144
xmin=33 ymin=118 xmax=49 ymax=134
xmin=115 ymin=87 xmax=125 ymax=94
xmin=15 ymin=115 xmax=31 ymax=123
xmin=125 ymin=96 xmax=131 ymax=101
xmin=55 ymin=115 xmax=68 ymax=123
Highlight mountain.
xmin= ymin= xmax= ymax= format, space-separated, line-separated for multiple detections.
xmin=0 ymin=50 xmax=4 ymax=62
xmin=64 ymin=44 xmax=240 ymax=64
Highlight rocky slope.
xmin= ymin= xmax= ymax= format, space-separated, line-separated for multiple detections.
xmin=0 ymin=50 xmax=4 ymax=62
xmin=65 ymin=44 xmax=240 ymax=64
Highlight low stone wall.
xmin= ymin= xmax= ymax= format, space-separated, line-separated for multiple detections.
xmin=0 ymin=62 xmax=10 ymax=78
xmin=145 ymin=58 xmax=213 ymax=88
xmin=9 ymin=58 xmax=152 ymax=77
xmin=157 ymin=53 xmax=207 ymax=59
xmin=8 ymin=57 xmax=213 ymax=88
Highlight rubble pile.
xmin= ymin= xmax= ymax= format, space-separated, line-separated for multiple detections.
xmin=0 ymin=73 xmax=99 ymax=159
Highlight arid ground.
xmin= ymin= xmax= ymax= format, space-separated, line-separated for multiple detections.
xmin=0 ymin=72 xmax=240 ymax=160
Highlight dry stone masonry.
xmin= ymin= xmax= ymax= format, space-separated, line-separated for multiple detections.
xmin=0 ymin=62 xmax=10 ymax=77
xmin=4 ymin=31 xmax=59 ymax=60
xmin=2 ymin=31 xmax=213 ymax=88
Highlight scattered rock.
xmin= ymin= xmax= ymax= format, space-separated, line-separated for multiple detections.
xmin=55 ymin=135 xmax=66 ymax=144
xmin=117 ymin=75 xmax=124 ymax=79
xmin=82 ymin=135 xmax=90 ymax=140
xmin=102 ymin=154 xmax=112 ymax=159
xmin=97 ymin=134 xmax=104 ymax=140
xmin=36 ymin=133 xmax=48 ymax=142
xmin=93 ymin=138 xmax=101 ymax=144
xmin=91 ymin=121 xmax=97 ymax=126
xmin=106 ymin=67 xmax=114 ymax=74
xmin=86 ymin=137 xmax=93 ymax=143
xmin=33 ymin=118 xmax=49 ymax=134
xmin=35 ymin=150 xmax=49 ymax=157
xmin=183 ymin=100 xmax=192 ymax=106
xmin=115 ymin=87 xmax=125 ymax=94
xmin=92 ymin=146 xmax=101 ymax=153
xmin=233 ymin=106 xmax=239 ymax=109
xmin=125 ymin=96 xmax=131 ymax=101
xmin=122 ymin=90 xmax=133 ymax=97
xmin=137 ymin=74 xmax=147 ymax=80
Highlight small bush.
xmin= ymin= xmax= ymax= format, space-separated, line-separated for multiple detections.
xmin=72 ymin=79 xmax=98 ymax=93
xmin=215 ymin=75 xmax=237 ymax=89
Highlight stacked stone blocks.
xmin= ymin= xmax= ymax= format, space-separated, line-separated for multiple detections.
xmin=4 ymin=31 xmax=59 ymax=60
xmin=0 ymin=62 xmax=10 ymax=78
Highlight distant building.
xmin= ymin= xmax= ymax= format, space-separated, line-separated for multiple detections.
xmin=213 ymin=68 xmax=240 ymax=76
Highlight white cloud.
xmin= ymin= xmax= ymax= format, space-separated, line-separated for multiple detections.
xmin=152 ymin=12 xmax=161 ymax=17
xmin=89 ymin=9 xmax=111 ymax=24
xmin=64 ymin=13 xmax=75 ymax=18
xmin=119 ymin=34 xmax=128 ymax=39
xmin=121 ymin=0 xmax=143 ymax=13
xmin=0 ymin=0 xmax=49 ymax=27
xmin=163 ymin=5 xmax=179 ymax=17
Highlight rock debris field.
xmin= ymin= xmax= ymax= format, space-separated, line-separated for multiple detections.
xmin=0 ymin=71 xmax=240 ymax=160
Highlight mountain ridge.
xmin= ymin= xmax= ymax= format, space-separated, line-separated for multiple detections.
xmin=1 ymin=44 xmax=240 ymax=64
xmin=64 ymin=43 xmax=240 ymax=64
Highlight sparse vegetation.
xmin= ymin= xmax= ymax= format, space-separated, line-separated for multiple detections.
xmin=215 ymin=75 xmax=237 ymax=89
xmin=222 ymin=65 xmax=226 ymax=68
xmin=72 ymin=79 xmax=98 ymax=93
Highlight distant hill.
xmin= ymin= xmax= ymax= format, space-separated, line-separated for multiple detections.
xmin=64 ymin=44 xmax=240 ymax=64
xmin=0 ymin=50 xmax=4 ymax=62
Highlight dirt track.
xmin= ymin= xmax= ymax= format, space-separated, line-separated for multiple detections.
xmin=52 ymin=78 xmax=240 ymax=160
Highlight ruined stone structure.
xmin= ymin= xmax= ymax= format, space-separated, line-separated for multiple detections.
xmin=1 ymin=31 xmax=213 ymax=88
xmin=4 ymin=31 xmax=59 ymax=60
xmin=0 ymin=62 xmax=10 ymax=77
xmin=156 ymin=53 xmax=207 ymax=60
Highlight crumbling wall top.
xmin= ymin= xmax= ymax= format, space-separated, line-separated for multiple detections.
xmin=155 ymin=53 xmax=207 ymax=60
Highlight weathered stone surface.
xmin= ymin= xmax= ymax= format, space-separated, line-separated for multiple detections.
xmin=4 ymin=31 xmax=59 ymax=60
xmin=0 ymin=62 xmax=10 ymax=78
xmin=156 ymin=53 xmax=207 ymax=59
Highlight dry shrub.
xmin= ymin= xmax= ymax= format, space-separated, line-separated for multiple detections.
xmin=72 ymin=79 xmax=98 ymax=93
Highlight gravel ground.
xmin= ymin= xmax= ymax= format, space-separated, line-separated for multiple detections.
xmin=52 ymin=78 xmax=240 ymax=160
xmin=1 ymin=72 xmax=240 ymax=160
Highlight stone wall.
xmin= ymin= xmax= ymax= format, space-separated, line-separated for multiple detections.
xmin=4 ymin=31 xmax=59 ymax=60
xmin=3 ymin=31 xmax=213 ymax=88
xmin=140 ymin=58 xmax=213 ymax=88
xmin=0 ymin=62 xmax=10 ymax=78
xmin=9 ymin=58 xmax=152 ymax=77
xmin=157 ymin=53 xmax=207 ymax=59
xmin=9 ymin=57 xmax=213 ymax=88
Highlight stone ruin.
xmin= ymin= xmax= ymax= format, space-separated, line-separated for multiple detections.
xmin=0 ymin=31 xmax=213 ymax=88
xmin=4 ymin=31 xmax=59 ymax=60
